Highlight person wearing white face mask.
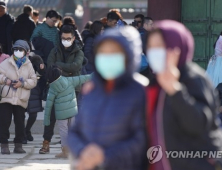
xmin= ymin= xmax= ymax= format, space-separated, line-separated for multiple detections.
xmin=145 ymin=20 xmax=222 ymax=170
xmin=39 ymin=24 xmax=84 ymax=155
xmin=0 ymin=40 xmax=37 ymax=155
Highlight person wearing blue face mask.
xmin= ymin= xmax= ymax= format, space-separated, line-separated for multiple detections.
xmin=67 ymin=26 xmax=149 ymax=170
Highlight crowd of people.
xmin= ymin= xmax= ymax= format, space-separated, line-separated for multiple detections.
xmin=0 ymin=1 xmax=222 ymax=170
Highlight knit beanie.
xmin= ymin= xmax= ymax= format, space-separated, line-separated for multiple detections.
xmin=46 ymin=65 xmax=62 ymax=83
xmin=12 ymin=40 xmax=30 ymax=53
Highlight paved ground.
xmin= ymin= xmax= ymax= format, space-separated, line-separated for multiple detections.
xmin=9 ymin=101 xmax=60 ymax=135
xmin=0 ymin=135 xmax=71 ymax=170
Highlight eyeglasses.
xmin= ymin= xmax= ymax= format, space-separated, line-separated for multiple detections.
xmin=50 ymin=18 xmax=58 ymax=23
xmin=135 ymin=20 xmax=142 ymax=23
xmin=61 ymin=37 xmax=73 ymax=41
xmin=13 ymin=48 xmax=24 ymax=52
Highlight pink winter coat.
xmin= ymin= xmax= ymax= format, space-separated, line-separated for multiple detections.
xmin=0 ymin=53 xmax=10 ymax=64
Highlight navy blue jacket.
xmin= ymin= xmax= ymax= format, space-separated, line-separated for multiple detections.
xmin=68 ymin=75 xmax=147 ymax=170
xmin=68 ymin=26 xmax=148 ymax=170
xmin=83 ymin=33 xmax=95 ymax=74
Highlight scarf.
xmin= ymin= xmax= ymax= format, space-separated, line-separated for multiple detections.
xmin=13 ymin=55 xmax=26 ymax=69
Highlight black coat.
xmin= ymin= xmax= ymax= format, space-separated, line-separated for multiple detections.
xmin=26 ymin=55 xmax=45 ymax=113
xmin=32 ymin=37 xmax=54 ymax=65
xmin=81 ymin=29 xmax=90 ymax=41
xmin=148 ymin=62 xmax=222 ymax=170
xmin=0 ymin=13 xmax=14 ymax=55
xmin=83 ymin=33 xmax=95 ymax=74
xmin=11 ymin=13 xmax=35 ymax=43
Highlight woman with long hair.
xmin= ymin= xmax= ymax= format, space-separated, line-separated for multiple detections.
xmin=83 ymin=20 xmax=104 ymax=74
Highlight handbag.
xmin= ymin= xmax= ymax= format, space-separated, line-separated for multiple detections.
xmin=0 ymin=85 xmax=10 ymax=101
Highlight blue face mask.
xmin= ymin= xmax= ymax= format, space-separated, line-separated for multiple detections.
xmin=95 ymin=53 xmax=125 ymax=80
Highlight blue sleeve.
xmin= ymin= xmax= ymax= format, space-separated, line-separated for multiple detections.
xmin=103 ymin=93 xmax=147 ymax=168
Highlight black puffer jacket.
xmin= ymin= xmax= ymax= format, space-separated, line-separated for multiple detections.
xmin=26 ymin=55 xmax=45 ymax=113
xmin=83 ymin=33 xmax=95 ymax=74
xmin=11 ymin=13 xmax=35 ymax=43
xmin=81 ymin=29 xmax=90 ymax=41
xmin=32 ymin=37 xmax=54 ymax=65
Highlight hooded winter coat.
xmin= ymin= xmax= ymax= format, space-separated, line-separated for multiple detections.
xmin=0 ymin=56 xmax=37 ymax=108
xmin=32 ymin=37 xmax=54 ymax=65
xmin=44 ymin=74 xmax=91 ymax=126
xmin=26 ymin=55 xmax=45 ymax=113
xmin=146 ymin=20 xmax=222 ymax=170
xmin=68 ymin=26 xmax=148 ymax=170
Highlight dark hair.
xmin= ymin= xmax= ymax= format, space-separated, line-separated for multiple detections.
xmin=134 ymin=14 xmax=145 ymax=20
xmin=46 ymin=65 xmax=62 ymax=83
xmin=110 ymin=9 xmax=123 ymax=20
xmin=144 ymin=17 xmax=153 ymax=23
xmin=60 ymin=25 xmax=75 ymax=36
xmin=107 ymin=11 xmax=120 ymax=21
xmin=63 ymin=16 xmax=77 ymax=29
xmin=90 ymin=21 xmax=103 ymax=36
xmin=56 ymin=14 xmax=63 ymax=29
xmin=23 ymin=5 xmax=33 ymax=14
xmin=46 ymin=10 xmax=59 ymax=19
xmin=134 ymin=14 xmax=145 ymax=26
xmin=33 ymin=10 xmax=39 ymax=17
xmin=84 ymin=21 xmax=93 ymax=30
xmin=0 ymin=44 xmax=2 ymax=55
xmin=58 ymin=14 xmax=62 ymax=21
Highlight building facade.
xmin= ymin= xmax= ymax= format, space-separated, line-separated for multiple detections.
xmin=148 ymin=0 xmax=222 ymax=68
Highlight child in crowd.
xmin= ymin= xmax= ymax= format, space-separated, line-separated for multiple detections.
xmin=44 ymin=65 xmax=92 ymax=158
xmin=23 ymin=54 xmax=46 ymax=144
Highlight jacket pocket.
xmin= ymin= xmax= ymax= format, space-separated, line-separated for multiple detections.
xmin=18 ymin=88 xmax=31 ymax=102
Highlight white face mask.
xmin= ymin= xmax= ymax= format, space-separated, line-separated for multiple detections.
xmin=14 ymin=50 xmax=24 ymax=58
xmin=62 ymin=40 xmax=72 ymax=48
xmin=147 ymin=48 xmax=166 ymax=73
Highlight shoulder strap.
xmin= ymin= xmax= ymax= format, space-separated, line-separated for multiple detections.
xmin=0 ymin=85 xmax=11 ymax=98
